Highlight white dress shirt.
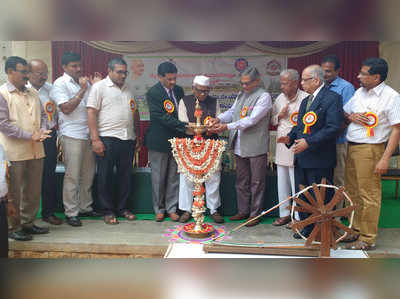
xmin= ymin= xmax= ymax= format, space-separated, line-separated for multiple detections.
xmin=50 ymin=73 xmax=90 ymax=140
xmin=344 ymin=82 xmax=400 ymax=144
xmin=27 ymin=81 xmax=57 ymax=129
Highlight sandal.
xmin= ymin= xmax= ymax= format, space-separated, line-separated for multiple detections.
xmin=104 ymin=214 xmax=119 ymax=225
xmin=340 ymin=233 xmax=359 ymax=243
xmin=121 ymin=211 xmax=136 ymax=221
xmin=272 ymin=216 xmax=291 ymax=226
xmin=341 ymin=240 xmax=375 ymax=251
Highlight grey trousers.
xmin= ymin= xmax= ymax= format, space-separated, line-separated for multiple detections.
xmin=148 ymin=150 xmax=179 ymax=214
xmin=8 ymin=158 xmax=43 ymax=232
xmin=235 ymin=154 xmax=267 ymax=218
xmin=61 ymin=136 xmax=95 ymax=217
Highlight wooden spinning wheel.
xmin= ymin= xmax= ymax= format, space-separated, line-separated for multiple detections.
xmin=290 ymin=178 xmax=358 ymax=257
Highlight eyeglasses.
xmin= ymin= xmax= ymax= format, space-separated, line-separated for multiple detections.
xmin=358 ymin=71 xmax=373 ymax=77
xmin=301 ymin=77 xmax=314 ymax=83
xmin=194 ymin=87 xmax=210 ymax=94
xmin=115 ymin=70 xmax=129 ymax=75
xmin=15 ymin=69 xmax=28 ymax=75
xmin=31 ymin=71 xmax=48 ymax=77
xmin=240 ymin=80 xmax=254 ymax=86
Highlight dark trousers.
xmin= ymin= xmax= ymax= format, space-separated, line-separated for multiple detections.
xmin=235 ymin=154 xmax=267 ymax=218
xmin=0 ymin=200 xmax=8 ymax=258
xmin=294 ymin=166 xmax=334 ymax=236
xmin=41 ymin=128 xmax=58 ymax=218
xmin=96 ymin=137 xmax=135 ymax=216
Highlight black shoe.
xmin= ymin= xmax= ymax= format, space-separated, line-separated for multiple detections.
xmin=22 ymin=225 xmax=49 ymax=235
xmin=78 ymin=210 xmax=103 ymax=217
xmin=9 ymin=230 xmax=33 ymax=241
xmin=293 ymin=230 xmax=309 ymax=240
xmin=66 ymin=216 xmax=82 ymax=227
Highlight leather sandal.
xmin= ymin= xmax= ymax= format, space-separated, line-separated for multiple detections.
xmin=121 ymin=211 xmax=136 ymax=221
xmin=342 ymin=240 xmax=375 ymax=251
xmin=272 ymin=216 xmax=291 ymax=226
xmin=340 ymin=233 xmax=359 ymax=243
xmin=104 ymin=215 xmax=119 ymax=225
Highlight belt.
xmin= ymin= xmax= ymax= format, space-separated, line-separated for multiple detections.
xmin=348 ymin=141 xmax=384 ymax=146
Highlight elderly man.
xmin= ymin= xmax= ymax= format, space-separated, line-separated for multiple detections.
xmin=208 ymin=67 xmax=272 ymax=227
xmin=271 ymin=69 xmax=308 ymax=227
xmin=343 ymin=58 xmax=400 ymax=250
xmin=87 ymin=57 xmax=140 ymax=225
xmin=0 ymin=56 xmax=51 ymax=241
xmin=27 ymin=59 xmax=63 ymax=226
xmin=145 ymin=62 xmax=188 ymax=222
xmin=50 ymin=52 xmax=102 ymax=227
xmin=277 ymin=65 xmax=343 ymax=238
xmin=177 ymin=75 xmax=224 ymax=224
xmin=321 ymin=55 xmax=355 ymax=188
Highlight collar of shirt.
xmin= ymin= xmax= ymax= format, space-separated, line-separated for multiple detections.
xmin=328 ymin=77 xmax=340 ymax=88
xmin=312 ymin=83 xmax=325 ymax=99
xmin=105 ymin=76 xmax=127 ymax=91
xmin=63 ymin=72 xmax=79 ymax=85
xmin=369 ymin=81 xmax=386 ymax=97
xmin=26 ymin=81 xmax=52 ymax=93
xmin=6 ymin=81 xmax=28 ymax=93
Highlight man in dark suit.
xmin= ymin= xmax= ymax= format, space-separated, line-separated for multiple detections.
xmin=277 ymin=64 xmax=343 ymax=238
xmin=145 ymin=62 xmax=188 ymax=222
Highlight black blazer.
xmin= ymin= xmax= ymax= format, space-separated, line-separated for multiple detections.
xmin=144 ymin=82 xmax=186 ymax=152
xmin=287 ymin=86 xmax=344 ymax=169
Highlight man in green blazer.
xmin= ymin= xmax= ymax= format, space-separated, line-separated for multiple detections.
xmin=145 ymin=62 xmax=187 ymax=222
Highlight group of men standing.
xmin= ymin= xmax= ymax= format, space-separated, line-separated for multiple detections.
xmin=0 ymin=51 xmax=399 ymax=255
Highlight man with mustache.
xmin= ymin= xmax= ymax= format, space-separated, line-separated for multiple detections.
xmin=50 ymin=52 xmax=102 ymax=227
xmin=0 ymin=56 xmax=51 ymax=241
xmin=27 ymin=59 xmax=63 ymax=226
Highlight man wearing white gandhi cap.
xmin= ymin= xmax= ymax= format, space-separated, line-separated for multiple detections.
xmin=177 ymin=75 xmax=224 ymax=223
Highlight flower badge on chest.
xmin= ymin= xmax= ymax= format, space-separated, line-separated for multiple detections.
xmin=302 ymin=111 xmax=317 ymax=134
xmin=45 ymin=101 xmax=55 ymax=122
xmin=240 ymin=106 xmax=248 ymax=119
xmin=364 ymin=112 xmax=378 ymax=137
xmin=289 ymin=111 xmax=298 ymax=126
xmin=163 ymin=99 xmax=175 ymax=114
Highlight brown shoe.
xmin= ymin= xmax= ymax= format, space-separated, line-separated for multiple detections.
xmin=229 ymin=213 xmax=248 ymax=221
xmin=286 ymin=220 xmax=296 ymax=230
xmin=42 ymin=215 xmax=63 ymax=225
xmin=169 ymin=212 xmax=179 ymax=222
xmin=272 ymin=216 xmax=291 ymax=226
xmin=179 ymin=212 xmax=191 ymax=223
xmin=211 ymin=212 xmax=224 ymax=223
xmin=245 ymin=217 xmax=260 ymax=227
xmin=155 ymin=213 xmax=165 ymax=222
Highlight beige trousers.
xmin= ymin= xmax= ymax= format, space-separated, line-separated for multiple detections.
xmin=333 ymin=142 xmax=348 ymax=187
xmin=61 ymin=136 xmax=95 ymax=217
xmin=8 ymin=158 xmax=43 ymax=232
xmin=344 ymin=143 xmax=385 ymax=245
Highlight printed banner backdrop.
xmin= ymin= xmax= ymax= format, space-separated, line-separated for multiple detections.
xmin=123 ymin=54 xmax=287 ymax=120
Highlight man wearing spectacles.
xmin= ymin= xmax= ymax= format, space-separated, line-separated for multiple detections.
xmin=87 ymin=58 xmax=140 ymax=225
xmin=208 ymin=67 xmax=272 ymax=227
xmin=177 ymin=75 xmax=224 ymax=224
xmin=0 ymin=56 xmax=51 ymax=241
xmin=277 ymin=64 xmax=343 ymax=239
xmin=342 ymin=58 xmax=400 ymax=251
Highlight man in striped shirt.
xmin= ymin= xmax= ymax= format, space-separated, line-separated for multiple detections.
xmin=343 ymin=58 xmax=400 ymax=250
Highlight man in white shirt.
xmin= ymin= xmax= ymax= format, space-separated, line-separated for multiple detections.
xmin=87 ymin=58 xmax=140 ymax=225
xmin=343 ymin=58 xmax=400 ymax=250
xmin=208 ymin=67 xmax=272 ymax=227
xmin=50 ymin=52 xmax=101 ymax=227
xmin=177 ymin=75 xmax=224 ymax=224
xmin=271 ymin=69 xmax=308 ymax=228
xmin=27 ymin=59 xmax=63 ymax=226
